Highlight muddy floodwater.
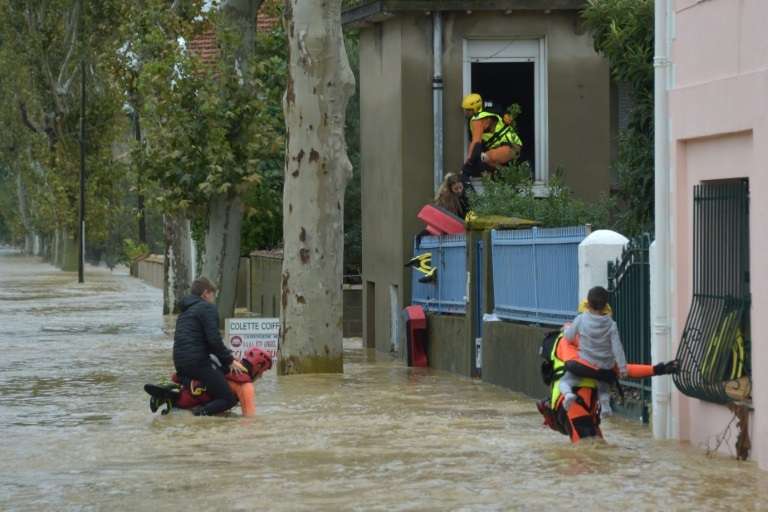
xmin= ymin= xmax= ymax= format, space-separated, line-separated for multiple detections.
xmin=1 ymin=249 xmax=768 ymax=511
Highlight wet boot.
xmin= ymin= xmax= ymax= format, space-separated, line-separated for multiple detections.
xmin=190 ymin=405 xmax=209 ymax=416
xmin=144 ymin=383 xmax=180 ymax=400
xmin=144 ymin=383 xmax=179 ymax=415
xmin=599 ymin=394 xmax=613 ymax=418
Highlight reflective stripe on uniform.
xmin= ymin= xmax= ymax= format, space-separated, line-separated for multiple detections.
xmin=468 ymin=111 xmax=522 ymax=150
xmin=549 ymin=333 xmax=596 ymax=408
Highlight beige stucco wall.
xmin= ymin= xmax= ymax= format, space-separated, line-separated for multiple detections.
xmin=359 ymin=10 xmax=611 ymax=353
xmin=134 ymin=255 xmax=165 ymax=289
xmin=360 ymin=19 xmax=408 ymax=352
xmin=441 ymin=10 xmax=611 ymax=200
xmin=669 ymin=0 xmax=768 ymax=469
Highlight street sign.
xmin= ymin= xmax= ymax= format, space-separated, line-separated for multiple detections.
xmin=225 ymin=318 xmax=279 ymax=364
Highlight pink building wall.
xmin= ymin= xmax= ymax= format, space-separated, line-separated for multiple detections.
xmin=669 ymin=0 xmax=768 ymax=468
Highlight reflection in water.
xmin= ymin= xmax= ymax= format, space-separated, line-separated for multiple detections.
xmin=1 ymin=248 xmax=767 ymax=511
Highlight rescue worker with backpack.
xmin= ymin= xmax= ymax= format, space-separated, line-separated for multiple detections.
xmin=461 ymin=93 xmax=522 ymax=185
xmin=536 ymin=299 xmax=679 ymax=443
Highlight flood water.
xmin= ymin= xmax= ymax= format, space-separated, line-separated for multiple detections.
xmin=1 ymin=248 xmax=768 ymax=511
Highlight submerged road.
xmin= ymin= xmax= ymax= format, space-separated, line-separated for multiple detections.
xmin=1 ymin=249 xmax=767 ymax=511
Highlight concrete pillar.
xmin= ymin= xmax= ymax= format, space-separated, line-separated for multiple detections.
xmin=578 ymin=229 xmax=629 ymax=300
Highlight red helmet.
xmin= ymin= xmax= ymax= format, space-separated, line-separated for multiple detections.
xmin=243 ymin=347 xmax=273 ymax=379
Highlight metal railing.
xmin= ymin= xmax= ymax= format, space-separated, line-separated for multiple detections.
xmin=491 ymin=226 xmax=587 ymax=325
xmin=411 ymin=234 xmax=467 ymax=314
xmin=674 ymin=179 xmax=751 ymax=403
xmin=608 ymin=234 xmax=652 ymax=399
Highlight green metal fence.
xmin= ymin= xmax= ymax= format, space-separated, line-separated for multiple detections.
xmin=608 ymin=234 xmax=652 ymax=407
xmin=673 ymin=179 xmax=751 ymax=404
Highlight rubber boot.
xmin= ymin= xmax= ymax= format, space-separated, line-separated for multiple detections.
xmin=190 ymin=405 xmax=209 ymax=416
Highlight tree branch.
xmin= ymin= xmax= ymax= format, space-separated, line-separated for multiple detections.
xmin=18 ymin=102 xmax=41 ymax=134
xmin=23 ymin=4 xmax=66 ymax=116
xmin=56 ymin=0 xmax=81 ymax=95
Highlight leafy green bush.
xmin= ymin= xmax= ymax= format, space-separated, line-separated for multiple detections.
xmin=582 ymin=0 xmax=654 ymax=235
xmin=123 ymin=238 xmax=150 ymax=263
xmin=239 ymin=19 xmax=289 ymax=255
xmin=240 ymin=164 xmax=283 ymax=254
xmin=343 ymin=30 xmax=362 ymax=275
xmin=469 ymin=163 xmax=616 ymax=229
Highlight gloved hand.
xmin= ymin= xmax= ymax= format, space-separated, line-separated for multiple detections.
xmin=653 ymin=360 xmax=679 ymax=375
xmin=230 ymin=359 xmax=248 ymax=375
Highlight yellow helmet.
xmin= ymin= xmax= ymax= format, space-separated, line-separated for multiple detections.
xmin=461 ymin=93 xmax=483 ymax=113
xmin=578 ymin=298 xmax=613 ymax=316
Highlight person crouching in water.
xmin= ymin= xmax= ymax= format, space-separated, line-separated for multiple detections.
xmin=559 ymin=286 xmax=627 ymax=418
xmin=434 ymin=173 xmax=469 ymax=220
xmin=173 ymin=277 xmax=248 ymax=416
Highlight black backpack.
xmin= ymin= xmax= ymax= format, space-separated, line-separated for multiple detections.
xmin=539 ymin=330 xmax=564 ymax=386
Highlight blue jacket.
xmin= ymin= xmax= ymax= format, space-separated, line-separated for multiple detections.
xmin=172 ymin=295 xmax=234 ymax=370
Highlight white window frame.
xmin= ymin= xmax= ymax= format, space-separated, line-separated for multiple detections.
xmin=463 ymin=38 xmax=549 ymax=186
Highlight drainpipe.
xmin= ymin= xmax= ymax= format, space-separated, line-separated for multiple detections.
xmin=652 ymin=0 xmax=671 ymax=439
xmin=432 ymin=11 xmax=444 ymax=193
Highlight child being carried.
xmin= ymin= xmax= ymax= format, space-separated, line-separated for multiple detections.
xmin=559 ymin=286 xmax=627 ymax=418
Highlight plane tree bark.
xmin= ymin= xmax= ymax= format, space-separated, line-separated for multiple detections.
xmin=278 ymin=0 xmax=355 ymax=374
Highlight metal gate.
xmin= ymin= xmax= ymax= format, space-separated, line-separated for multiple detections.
xmin=608 ymin=235 xmax=652 ymax=402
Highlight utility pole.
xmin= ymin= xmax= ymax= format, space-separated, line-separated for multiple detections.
xmin=78 ymin=58 xmax=86 ymax=283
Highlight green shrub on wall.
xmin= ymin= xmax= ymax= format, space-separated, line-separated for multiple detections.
xmin=469 ymin=162 xmax=616 ymax=229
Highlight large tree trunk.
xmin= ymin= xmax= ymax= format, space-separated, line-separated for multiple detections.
xmin=45 ymin=235 xmax=52 ymax=260
xmin=15 ymin=172 xmax=34 ymax=255
xmin=60 ymin=230 xmax=78 ymax=271
xmin=53 ymin=228 xmax=77 ymax=270
xmin=53 ymin=229 xmax=61 ymax=266
xmin=278 ymin=0 xmax=355 ymax=375
xmin=202 ymin=193 xmax=243 ymax=324
xmin=163 ymin=212 xmax=194 ymax=315
xmin=133 ymin=112 xmax=147 ymax=245
xmin=24 ymin=234 xmax=34 ymax=255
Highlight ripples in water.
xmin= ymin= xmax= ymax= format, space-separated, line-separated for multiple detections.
xmin=1 ymin=251 xmax=768 ymax=511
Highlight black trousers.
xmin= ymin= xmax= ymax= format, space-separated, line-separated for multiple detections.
xmin=461 ymin=142 xmax=495 ymax=187
xmin=177 ymin=361 xmax=238 ymax=415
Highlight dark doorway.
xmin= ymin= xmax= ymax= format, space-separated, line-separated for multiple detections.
xmin=471 ymin=62 xmax=535 ymax=172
